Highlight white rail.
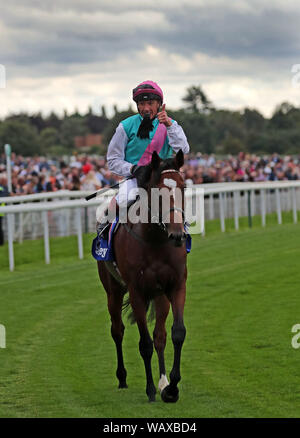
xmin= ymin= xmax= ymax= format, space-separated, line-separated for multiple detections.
xmin=0 ymin=189 xmax=116 ymax=204
xmin=1 ymin=181 xmax=299 ymax=271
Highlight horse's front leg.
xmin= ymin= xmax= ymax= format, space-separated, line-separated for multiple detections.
xmin=153 ymin=295 xmax=170 ymax=393
xmin=130 ymin=292 xmax=156 ymax=402
xmin=161 ymin=285 xmax=186 ymax=403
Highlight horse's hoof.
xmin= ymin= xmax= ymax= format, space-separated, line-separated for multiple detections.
xmin=148 ymin=394 xmax=156 ymax=402
xmin=161 ymin=385 xmax=179 ymax=403
xmin=118 ymin=382 xmax=128 ymax=389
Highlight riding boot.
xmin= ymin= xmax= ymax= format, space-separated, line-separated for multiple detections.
xmin=97 ymin=197 xmax=118 ymax=239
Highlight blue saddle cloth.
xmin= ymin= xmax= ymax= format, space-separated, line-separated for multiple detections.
xmin=92 ymin=217 xmax=119 ymax=261
xmin=186 ymin=230 xmax=192 ymax=253
xmin=92 ymin=218 xmax=191 ymax=262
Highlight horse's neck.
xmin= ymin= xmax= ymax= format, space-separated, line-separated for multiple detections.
xmin=135 ymin=222 xmax=168 ymax=244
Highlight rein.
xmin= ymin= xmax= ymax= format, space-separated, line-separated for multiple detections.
xmin=122 ymin=168 xmax=186 ymax=245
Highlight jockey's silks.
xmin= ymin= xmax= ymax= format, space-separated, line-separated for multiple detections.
xmin=138 ymin=122 xmax=168 ymax=166
xmin=121 ymin=114 xmax=173 ymax=166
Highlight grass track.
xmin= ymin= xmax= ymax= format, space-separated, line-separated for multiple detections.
xmin=0 ymin=214 xmax=300 ymax=418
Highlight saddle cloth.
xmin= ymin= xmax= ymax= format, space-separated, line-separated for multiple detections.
xmin=92 ymin=218 xmax=192 ymax=262
xmin=92 ymin=217 xmax=119 ymax=261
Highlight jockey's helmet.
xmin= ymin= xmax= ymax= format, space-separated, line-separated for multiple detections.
xmin=132 ymin=80 xmax=163 ymax=104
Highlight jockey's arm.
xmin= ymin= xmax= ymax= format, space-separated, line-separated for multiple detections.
xmin=166 ymin=120 xmax=190 ymax=154
xmin=107 ymin=123 xmax=132 ymax=177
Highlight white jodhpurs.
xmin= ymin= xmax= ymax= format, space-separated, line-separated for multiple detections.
xmin=116 ymin=178 xmax=139 ymax=207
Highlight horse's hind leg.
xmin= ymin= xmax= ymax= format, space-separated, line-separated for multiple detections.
xmin=98 ymin=262 xmax=128 ymax=389
xmin=107 ymin=290 xmax=128 ymax=388
xmin=153 ymin=295 xmax=170 ymax=393
xmin=161 ymin=285 xmax=186 ymax=403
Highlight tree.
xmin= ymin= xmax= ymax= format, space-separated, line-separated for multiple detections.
xmin=208 ymin=110 xmax=246 ymax=145
xmin=113 ymin=104 xmax=119 ymax=116
xmin=0 ymin=120 xmax=40 ymax=155
xmin=223 ymin=133 xmax=246 ymax=154
xmin=172 ymin=109 xmax=215 ymax=153
xmin=39 ymin=127 xmax=60 ymax=153
xmin=59 ymin=117 xmax=88 ymax=149
xmin=101 ymin=105 xmax=107 ymax=118
xmin=242 ymin=108 xmax=265 ymax=132
xmin=85 ymin=113 xmax=109 ymax=134
xmin=102 ymin=109 xmax=135 ymax=146
xmin=45 ymin=111 xmax=62 ymax=130
xmin=182 ymin=85 xmax=214 ymax=114
xmin=270 ymin=102 xmax=296 ymax=130
xmin=29 ymin=112 xmax=47 ymax=132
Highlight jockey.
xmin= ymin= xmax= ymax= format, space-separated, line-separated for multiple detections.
xmin=97 ymin=80 xmax=190 ymax=237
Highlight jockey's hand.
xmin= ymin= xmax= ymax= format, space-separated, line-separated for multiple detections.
xmin=157 ymin=104 xmax=172 ymax=127
xmin=130 ymin=165 xmax=151 ymax=188
xmin=130 ymin=165 xmax=139 ymax=176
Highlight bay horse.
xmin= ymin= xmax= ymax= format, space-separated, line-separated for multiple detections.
xmin=97 ymin=149 xmax=187 ymax=403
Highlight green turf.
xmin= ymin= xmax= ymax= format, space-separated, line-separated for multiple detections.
xmin=0 ymin=213 xmax=300 ymax=418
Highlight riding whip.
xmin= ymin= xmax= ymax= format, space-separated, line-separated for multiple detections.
xmin=85 ymin=176 xmax=133 ymax=201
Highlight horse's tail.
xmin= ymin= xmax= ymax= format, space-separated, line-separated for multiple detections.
xmin=122 ymin=296 xmax=155 ymax=324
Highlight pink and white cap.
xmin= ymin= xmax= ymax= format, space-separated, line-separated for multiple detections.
xmin=132 ymin=80 xmax=163 ymax=103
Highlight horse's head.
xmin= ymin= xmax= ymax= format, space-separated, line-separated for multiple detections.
xmin=146 ymin=150 xmax=186 ymax=246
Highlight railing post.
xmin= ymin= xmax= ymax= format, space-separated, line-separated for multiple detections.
xmin=275 ymin=188 xmax=282 ymax=225
xmin=244 ymin=190 xmax=248 ymax=216
xmin=209 ymin=194 xmax=214 ymax=220
xmin=42 ymin=211 xmax=50 ymax=264
xmin=19 ymin=212 xmax=24 ymax=244
xmin=199 ymin=189 xmax=205 ymax=236
xmin=84 ymin=206 xmax=88 ymax=233
xmin=260 ymin=189 xmax=266 ymax=227
xmin=247 ymin=190 xmax=252 ymax=228
xmin=7 ymin=213 xmax=15 ymax=272
xmin=76 ymin=208 xmax=83 ymax=259
xmin=251 ymin=190 xmax=255 ymax=216
xmin=292 ymin=187 xmax=298 ymax=224
xmin=233 ymin=191 xmax=239 ymax=230
xmin=219 ymin=192 xmax=225 ymax=232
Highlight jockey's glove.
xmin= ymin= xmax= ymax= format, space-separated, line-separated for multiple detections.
xmin=130 ymin=165 xmax=151 ymax=188
xmin=130 ymin=165 xmax=139 ymax=176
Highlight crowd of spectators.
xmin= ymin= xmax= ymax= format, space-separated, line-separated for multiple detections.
xmin=183 ymin=151 xmax=300 ymax=185
xmin=0 ymin=151 xmax=300 ymax=195
xmin=0 ymin=154 xmax=121 ymax=195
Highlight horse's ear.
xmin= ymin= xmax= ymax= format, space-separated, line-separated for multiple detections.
xmin=151 ymin=151 xmax=161 ymax=170
xmin=175 ymin=149 xmax=184 ymax=169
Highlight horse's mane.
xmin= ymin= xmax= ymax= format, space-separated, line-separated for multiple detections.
xmin=135 ymin=157 xmax=180 ymax=189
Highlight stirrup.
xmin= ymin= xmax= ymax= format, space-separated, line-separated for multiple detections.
xmin=184 ymin=221 xmax=190 ymax=232
xmin=97 ymin=221 xmax=111 ymax=238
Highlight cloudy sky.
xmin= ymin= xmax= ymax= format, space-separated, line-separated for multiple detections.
xmin=1 ymin=0 xmax=300 ymax=119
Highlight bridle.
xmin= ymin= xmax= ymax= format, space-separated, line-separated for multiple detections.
xmin=123 ymin=168 xmax=187 ymax=245
xmin=153 ymin=169 xmax=186 ymax=234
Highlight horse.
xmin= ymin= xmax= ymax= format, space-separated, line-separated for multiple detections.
xmin=97 ymin=149 xmax=187 ymax=403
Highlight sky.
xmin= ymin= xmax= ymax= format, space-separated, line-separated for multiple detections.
xmin=1 ymin=0 xmax=300 ymax=119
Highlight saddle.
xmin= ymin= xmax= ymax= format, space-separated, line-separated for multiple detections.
xmin=92 ymin=217 xmax=192 ymax=287
xmin=92 ymin=217 xmax=126 ymax=287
